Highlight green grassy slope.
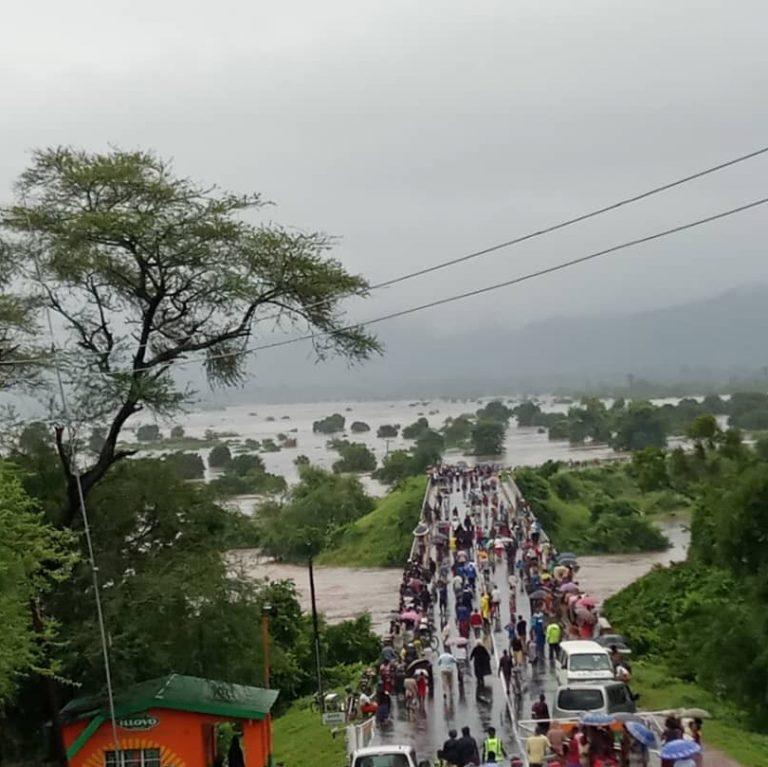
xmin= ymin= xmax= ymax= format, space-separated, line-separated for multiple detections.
xmin=272 ymin=696 xmax=346 ymax=767
xmin=629 ymin=661 xmax=768 ymax=767
xmin=317 ymin=475 xmax=427 ymax=567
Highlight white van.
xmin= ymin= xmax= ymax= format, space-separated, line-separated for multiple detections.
xmin=552 ymin=682 xmax=636 ymax=720
xmin=555 ymin=640 xmax=614 ymax=685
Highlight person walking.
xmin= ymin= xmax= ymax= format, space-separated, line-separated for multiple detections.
xmin=526 ymin=724 xmax=550 ymax=767
xmin=470 ymin=641 xmax=492 ymax=686
xmin=438 ymin=651 xmax=458 ymax=695
xmin=532 ymin=692 xmax=550 ymax=732
xmin=498 ymin=649 xmax=514 ymax=690
xmin=511 ymin=634 xmax=525 ymax=668
xmin=516 ymin=615 xmax=527 ymax=643
xmin=456 ymin=725 xmax=480 ymax=767
xmin=546 ymin=619 xmax=562 ymax=662
xmin=439 ymin=729 xmax=461 ymax=767
xmin=482 ymin=726 xmax=506 ymax=763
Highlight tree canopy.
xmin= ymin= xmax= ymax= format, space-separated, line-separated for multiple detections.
xmin=0 ymin=466 xmax=75 ymax=703
xmin=0 ymin=147 xmax=379 ymax=524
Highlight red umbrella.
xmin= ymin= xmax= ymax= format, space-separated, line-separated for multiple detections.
xmin=577 ymin=596 xmax=598 ymax=608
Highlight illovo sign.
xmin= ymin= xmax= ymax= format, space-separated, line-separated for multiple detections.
xmin=117 ymin=714 xmax=159 ymax=731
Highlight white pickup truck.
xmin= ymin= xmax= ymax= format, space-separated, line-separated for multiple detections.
xmin=349 ymin=745 xmax=431 ymax=767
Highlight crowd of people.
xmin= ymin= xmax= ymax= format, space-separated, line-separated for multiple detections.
xmin=359 ymin=462 xmax=702 ymax=767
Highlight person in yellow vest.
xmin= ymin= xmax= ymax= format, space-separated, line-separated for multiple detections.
xmin=546 ymin=619 xmax=562 ymax=662
xmin=482 ymin=726 xmax=505 ymax=763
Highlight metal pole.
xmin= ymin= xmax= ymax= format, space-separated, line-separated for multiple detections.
xmin=307 ymin=555 xmax=324 ymax=712
xmin=261 ymin=604 xmax=272 ymax=689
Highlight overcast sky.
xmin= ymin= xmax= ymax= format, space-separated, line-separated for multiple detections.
xmin=3 ymin=0 xmax=768 ymax=347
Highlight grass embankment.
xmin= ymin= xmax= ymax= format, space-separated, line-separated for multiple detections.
xmin=605 ymin=563 xmax=768 ymax=766
xmin=516 ymin=463 xmax=690 ymax=554
xmin=317 ymin=475 xmax=426 ymax=567
xmin=272 ymin=695 xmax=346 ymax=767
xmin=627 ymin=661 xmax=768 ymax=767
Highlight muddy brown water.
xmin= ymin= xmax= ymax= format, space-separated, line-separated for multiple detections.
xmin=231 ymin=517 xmax=689 ymax=629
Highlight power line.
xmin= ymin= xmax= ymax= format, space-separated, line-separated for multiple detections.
xmin=2 ymin=142 xmax=767 ymax=369
xmin=368 ymin=144 xmax=768 ymax=290
xmin=147 ymin=194 xmax=768 ymax=368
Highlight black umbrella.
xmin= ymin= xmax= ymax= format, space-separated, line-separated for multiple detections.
xmin=528 ymin=589 xmax=548 ymax=600
xmin=406 ymin=658 xmax=432 ymax=676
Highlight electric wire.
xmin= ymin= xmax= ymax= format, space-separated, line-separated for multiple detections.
xmin=160 ymin=194 xmax=768 ymax=366
xmin=2 ymin=142 xmax=767 ymax=369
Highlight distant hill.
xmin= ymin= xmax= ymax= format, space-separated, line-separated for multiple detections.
xmin=195 ymin=285 xmax=768 ymax=403
xmin=502 ymin=284 xmax=768 ymax=380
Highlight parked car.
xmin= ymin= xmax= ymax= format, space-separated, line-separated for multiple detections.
xmin=595 ymin=633 xmax=632 ymax=657
xmin=554 ymin=640 xmax=614 ymax=685
xmin=552 ymin=681 xmax=637 ymax=720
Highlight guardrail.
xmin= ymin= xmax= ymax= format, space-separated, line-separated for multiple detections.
xmin=407 ymin=475 xmax=435 ymax=566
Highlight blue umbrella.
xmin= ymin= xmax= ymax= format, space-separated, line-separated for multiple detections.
xmin=580 ymin=712 xmax=615 ymax=726
xmin=625 ymin=721 xmax=657 ymax=748
xmin=660 ymin=739 xmax=701 ymax=760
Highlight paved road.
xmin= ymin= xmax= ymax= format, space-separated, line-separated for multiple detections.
xmin=369 ymin=470 xmax=741 ymax=767
xmin=375 ymin=478 xmax=547 ymax=763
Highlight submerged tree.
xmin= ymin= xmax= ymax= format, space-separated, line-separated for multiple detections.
xmin=1 ymin=148 xmax=380 ymax=525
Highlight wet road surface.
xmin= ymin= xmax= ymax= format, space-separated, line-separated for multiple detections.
xmin=374 ymin=479 xmax=535 ymax=763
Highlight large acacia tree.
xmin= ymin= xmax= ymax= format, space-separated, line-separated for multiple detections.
xmin=1 ymin=147 xmax=380 ymax=525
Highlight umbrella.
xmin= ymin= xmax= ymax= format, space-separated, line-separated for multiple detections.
xmin=414 ymin=668 xmax=429 ymax=677
xmin=528 ymin=589 xmax=548 ymax=600
xmin=492 ymin=537 xmax=514 ymax=545
xmin=580 ymin=712 xmax=615 ymax=726
xmin=559 ymin=582 xmax=580 ymax=593
xmin=407 ymin=658 xmax=431 ymax=675
xmin=577 ymin=596 xmax=598 ymax=608
xmin=400 ymin=610 xmax=420 ymax=622
xmin=660 ymin=740 xmax=701 ymax=760
xmin=432 ymin=532 xmax=448 ymax=544
xmin=413 ymin=523 xmax=429 ymax=537
xmin=558 ymin=556 xmax=579 ymax=566
xmin=613 ymin=712 xmax=643 ymax=724
xmin=380 ymin=647 xmax=398 ymax=662
xmin=557 ymin=552 xmax=578 ymax=561
xmin=452 ymin=636 xmax=469 ymax=647
xmin=675 ymin=707 xmax=712 ymax=719
xmin=625 ymin=721 xmax=657 ymax=748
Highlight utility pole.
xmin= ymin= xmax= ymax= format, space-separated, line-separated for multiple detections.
xmin=261 ymin=603 xmax=272 ymax=688
xmin=307 ymin=555 xmax=324 ymax=713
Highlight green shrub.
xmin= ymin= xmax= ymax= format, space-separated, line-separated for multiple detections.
xmin=208 ymin=444 xmax=232 ymax=468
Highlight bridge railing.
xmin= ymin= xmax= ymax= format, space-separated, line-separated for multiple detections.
xmin=407 ymin=475 xmax=436 ymax=567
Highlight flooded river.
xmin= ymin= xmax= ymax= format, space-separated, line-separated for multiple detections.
xmin=184 ymin=395 xmax=691 ymax=623
xmin=133 ymin=394 xmax=627 ymax=508
xmin=231 ymin=517 xmax=690 ymax=629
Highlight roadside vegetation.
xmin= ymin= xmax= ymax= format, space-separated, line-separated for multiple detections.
xmin=513 ymin=457 xmax=684 ymax=554
xmin=317 ymin=475 xmax=427 ymax=567
xmin=602 ymin=430 xmax=768 ymax=762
